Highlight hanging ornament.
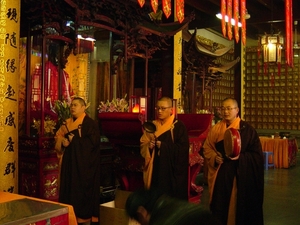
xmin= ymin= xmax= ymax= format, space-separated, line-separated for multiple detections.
xmin=233 ymin=0 xmax=239 ymax=43
xmin=285 ymin=0 xmax=293 ymax=67
xmin=227 ymin=0 xmax=233 ymax=40
xmin=277 ymin=44 xmax=281 ymax=76
xmin=151 ymin=0 xmax=159 ymax=13
xmin=162 ymin=0 xmax=171 ymax=18
xmin=221 ymin=0 xmax=226 ymax=37
xmin=176 ymin=0 xmax=185 ymax=23
xmin=240 ymin=0 xmax=246 ymax=45
xmin=270 ymin=72 xmax=275 ymax=87
xmin=137 ymin=0 xmax=145 ymax=8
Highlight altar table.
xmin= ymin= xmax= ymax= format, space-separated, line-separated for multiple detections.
xmin=259 ymin=137 xmax=298 ymax=168
xmin=0 ymin=192 xmax=77 ymax=224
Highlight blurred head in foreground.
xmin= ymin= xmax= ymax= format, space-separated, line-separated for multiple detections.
xmin=125 ymin=188 xmax=222 ymax=225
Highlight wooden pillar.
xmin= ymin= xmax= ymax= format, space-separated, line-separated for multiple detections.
xmin=234 ymin=37 xmax=242 ymax=116
xmin=0 ymin=0 xmax=21 ymax=193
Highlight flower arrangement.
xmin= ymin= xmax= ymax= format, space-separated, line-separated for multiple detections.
xmin=32 ymin=116 xmax=57 ymax=136
xmin=53 ymin=99 xmax=71 ymax=127
xmin=53 ymin=97 xmax=90 ymax=127
xmin=196 ymin=107 xmax=222 ymax=123
xmin=98 ymin=94 xmax=129 ymax=113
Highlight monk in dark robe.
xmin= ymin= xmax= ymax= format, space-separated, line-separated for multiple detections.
xmin=55 ymin=97 xmax=101 ymax=225
xmin=140 ymin=96 xmax=189 ymax=200
xmin=203 ymin=98 xmax=264 ymax=225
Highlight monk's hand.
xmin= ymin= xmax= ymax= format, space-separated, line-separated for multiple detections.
xmin=215 ymin=155 xmax=224 ymax=165
xmin=155 ymin=140 xmax=161 ymax=149
xmin=62 ymin=138 xmax=70 ymax=147
xmin=149 ymin=140 xmax=155 ymax=149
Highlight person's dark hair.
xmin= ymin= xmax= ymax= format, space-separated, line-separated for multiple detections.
xmin=125 ymin=188 xmax=163 ymax=221
xmin=72 ymin=97 xmax=86 ymax=106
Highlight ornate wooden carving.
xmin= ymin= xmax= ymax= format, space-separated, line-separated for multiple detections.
xmin=182 ymin=28 xmax=240 ymax=113
xmin=21 ymin=0 xmax=194 ymax=60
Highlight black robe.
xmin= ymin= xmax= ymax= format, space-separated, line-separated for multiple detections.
xmin=151 ymin=119 xmax=189 ymax=200
xmin=59 ymin=116 xmax=101 ymax=219
xmin=211 ymin=120 xmax=264 ymax=225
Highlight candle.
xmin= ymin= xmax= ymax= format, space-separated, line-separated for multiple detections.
xmin=132 ymin=104 xmax=140 ymax=113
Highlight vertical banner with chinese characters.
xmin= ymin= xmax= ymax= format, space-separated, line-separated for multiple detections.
xmin=0 ymin=0 xmax=20 ymax=193
xmin=173 ymin=0 xmax=183 ymax=114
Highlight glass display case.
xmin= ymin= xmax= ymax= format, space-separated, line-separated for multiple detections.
xmin=18 ymin=27 xmax=74 ymax=201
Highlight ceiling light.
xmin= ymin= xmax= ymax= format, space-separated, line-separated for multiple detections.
xmin=244 ymin=9 xmax=251 ymax=20
xmin=216 ymin=13 xmax=242 ymax=27
xmin=77 ymin=34 xmax=96 ymax=42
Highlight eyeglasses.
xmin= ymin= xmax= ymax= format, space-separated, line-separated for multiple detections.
xmin=220 ymin=107 xmax=237 ymax=111
xmin=155 ymin=106 xmax=172 ymax=111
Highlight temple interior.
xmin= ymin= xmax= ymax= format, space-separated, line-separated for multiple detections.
xmin=0 ymin=0 xmax=299 ymax=224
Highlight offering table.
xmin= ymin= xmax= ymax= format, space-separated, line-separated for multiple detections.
xmin=259 ymin=137 xmax=297 ymax=168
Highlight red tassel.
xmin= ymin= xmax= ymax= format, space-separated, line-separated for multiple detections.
xmin=271 ymin=73 xmax=274 ymax=87
xmin=264 ymin=62 xmax=268 ymax=75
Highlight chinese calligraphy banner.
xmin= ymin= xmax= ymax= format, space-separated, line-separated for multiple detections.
xmin=0 ymin=0 xmax=20 ymax=193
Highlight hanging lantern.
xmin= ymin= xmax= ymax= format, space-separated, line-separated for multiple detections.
xmin=259 ymin=34 xmax=284 ymax=75
xmin=259 ymin=34 xmax=284 ymax=63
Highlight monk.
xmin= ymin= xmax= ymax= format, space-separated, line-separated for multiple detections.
xmin=140 ymin=96 xmax=189 ymax=200
xmin=54 ymin=97 xmax=101 ymax=225
xmin=203 ymin=97 xmax=264 ymax=225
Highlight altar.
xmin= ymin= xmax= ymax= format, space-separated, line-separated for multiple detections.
xmin=98 ymin=112 xmax=213 ymax=203
xmin=259 ymin=137 xmax=298 ymax=168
